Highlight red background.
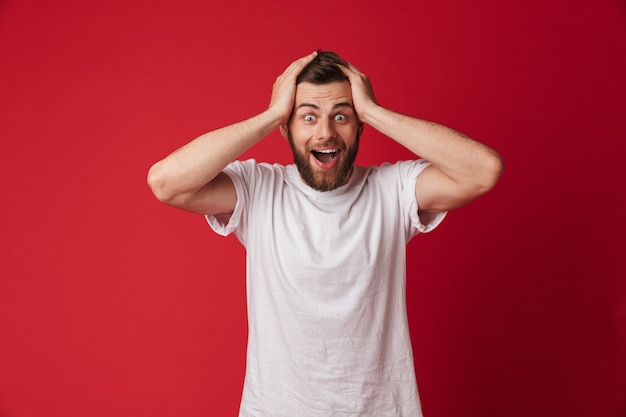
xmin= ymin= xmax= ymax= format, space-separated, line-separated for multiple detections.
xmin=1 ymin=0 xmax=625 ymax=416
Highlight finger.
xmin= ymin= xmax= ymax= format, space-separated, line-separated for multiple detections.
xmin=299 ymin=50 xmax=318 ymax=64
xmin=339 ymin=60 xmax=363 ymax=76
xmin=339 ymin=64 xmax=365 ymax=85
xmin=345 ymin=61 xmax=363 ymax=74
xmin=283 ymin=51 xmax=318 ymax=76
xmin=338 ymin=65 xmax=355 ymax=83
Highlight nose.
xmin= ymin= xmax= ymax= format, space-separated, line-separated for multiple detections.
xmin=316 ymin=118 xmax=336 ymax=140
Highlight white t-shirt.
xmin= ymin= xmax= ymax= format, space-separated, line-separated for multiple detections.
xmin=206 ymin=159 xmax=446 ymax=417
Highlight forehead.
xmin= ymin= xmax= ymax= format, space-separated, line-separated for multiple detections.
xmin=294 ymin=81 xmax=353 ymax=109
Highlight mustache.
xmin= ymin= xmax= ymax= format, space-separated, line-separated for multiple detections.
xmin=308 ymin=139 xmax=344 ymax=150
xmin=286 ymin=130 xmax=345 ymax=150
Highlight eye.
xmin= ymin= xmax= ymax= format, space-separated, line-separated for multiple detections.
xmin=334 ymin=114 xmax=346 ymax=122
xmin=304 ymin=115 xmax=316 ymax=122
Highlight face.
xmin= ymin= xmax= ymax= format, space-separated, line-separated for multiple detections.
xmin=283 ymin=81 xmax=362 ymax=192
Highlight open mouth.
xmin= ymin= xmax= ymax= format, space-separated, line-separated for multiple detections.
xmin=311 ymin=149 xmax=339 ymax=164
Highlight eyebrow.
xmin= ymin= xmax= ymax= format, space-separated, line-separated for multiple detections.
xmin=295 ymin=102 xmax=354 ymax=111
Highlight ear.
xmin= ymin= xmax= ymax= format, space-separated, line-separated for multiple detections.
xmin=279 ymin=124 xmax=289 ymax=139
xmin=357 ymin=122 xmax=364 ymax=138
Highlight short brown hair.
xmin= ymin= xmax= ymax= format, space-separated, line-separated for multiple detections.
xmin=296 ymin=50 xmax=349 ymax=85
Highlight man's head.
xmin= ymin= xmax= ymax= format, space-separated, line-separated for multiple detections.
xmin=282 ymin=51 xmax=363 ymax=192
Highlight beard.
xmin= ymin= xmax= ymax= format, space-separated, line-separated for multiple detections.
xmin=288 ymin=132 xmax=360 ymax=192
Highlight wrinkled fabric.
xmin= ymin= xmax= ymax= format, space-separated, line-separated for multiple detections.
xmin=207 ymin=159 xmax=446 ymax=417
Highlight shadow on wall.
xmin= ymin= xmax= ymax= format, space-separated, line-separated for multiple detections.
xmin=407 ymin=196 xmax=625 ymax=416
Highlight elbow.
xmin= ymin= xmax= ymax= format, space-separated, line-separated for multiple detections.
xmin=147 ymin=161 xmax=175 ymax=204
xmin=476 ymin=150 xmax=505 ymax=194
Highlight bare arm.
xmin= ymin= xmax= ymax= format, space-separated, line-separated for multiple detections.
xmin=147 ymin=111 xmax=280 ymax=215
xmin=147 ymin=52 xmax=318 ymax=215
xmin=340 ymin=62 xmax=504 ymax=214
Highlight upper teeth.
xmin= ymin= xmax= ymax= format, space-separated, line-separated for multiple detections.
xmin=316 ymin=149 xmax=336 ymax=153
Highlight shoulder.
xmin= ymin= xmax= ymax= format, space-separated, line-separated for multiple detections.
xmin=224 ymin=159 xmax=289 ymax=183
xmin=366 ymin=159 xmax=431 ymax=182
xmin=220 ymin=160 xmax=299 ymax=209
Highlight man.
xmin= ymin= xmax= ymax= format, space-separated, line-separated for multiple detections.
xmin=148 ymin=50 xmax=503 ymax=417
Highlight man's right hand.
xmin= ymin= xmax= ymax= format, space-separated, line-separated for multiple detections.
xmin=268 ymin=51 xmax=318 ymax=126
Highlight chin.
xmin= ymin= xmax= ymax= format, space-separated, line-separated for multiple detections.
xmin=288 ymin=133 xmax=360 ymax=192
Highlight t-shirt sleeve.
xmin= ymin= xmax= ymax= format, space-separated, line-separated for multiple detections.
xmin=402 ymin=159 xmax=447 ymax=236
xmin=204 ymin=160 xmax=253 ymax=239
